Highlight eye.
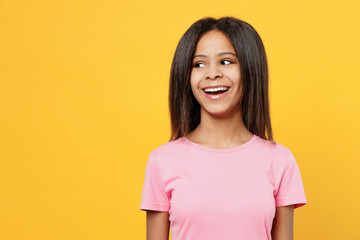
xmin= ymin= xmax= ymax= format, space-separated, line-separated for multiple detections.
xmin=193 ymin=62 xmax=205 ymax=68
xmin=221 ymin=59 xmax=232 ymax=65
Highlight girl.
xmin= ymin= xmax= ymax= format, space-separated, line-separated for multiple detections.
xmin=140 ymin=16 xmax=307 ymax=240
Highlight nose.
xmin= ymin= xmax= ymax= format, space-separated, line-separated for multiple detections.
xmin=206 ymin=64 xmax=223 ymax=80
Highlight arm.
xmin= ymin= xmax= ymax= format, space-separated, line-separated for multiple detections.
xmin=146 ymin=210 xmax=170 ymax=240
xmin=271 ymin=205 xmax=294 ymax=240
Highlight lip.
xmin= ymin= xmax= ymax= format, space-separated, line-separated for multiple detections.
xmin=201 ymin=85 xmax=231 ymax=90
xmin=202 ymin=87 xmax=231 ymax=100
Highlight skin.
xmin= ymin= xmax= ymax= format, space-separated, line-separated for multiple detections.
xmin=146 ymin=210 xmax=170 ymax=240
xmin=271 ymin=205 xmax=295 ymax=240
xmin=146 ymin=30 xmax=295 ymax=240
xmin=186 ymin=29 xmax=252 ymax=148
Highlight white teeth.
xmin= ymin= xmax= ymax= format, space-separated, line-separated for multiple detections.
xmin=204 ymin=87 xmax=229 ymax=93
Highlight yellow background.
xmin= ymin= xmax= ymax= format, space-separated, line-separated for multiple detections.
xmin=0 ymin=0 xmax=359 ymax=239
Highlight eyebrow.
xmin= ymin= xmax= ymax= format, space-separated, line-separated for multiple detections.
xmin=193 ymin=52 xmax=237 ymax=58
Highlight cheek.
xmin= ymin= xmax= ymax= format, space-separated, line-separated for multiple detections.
xmin=190 ymin=71 xmax=202 ymax=91
xmin=189 ymin=74 xmax=203 ymax=104
xmin=228 ymin=67 xmax=241 ymax=80
xmin=226 ymin=69 xmax=241 ymax=89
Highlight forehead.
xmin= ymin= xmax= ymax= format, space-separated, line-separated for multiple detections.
xmin=194 ymin=30 xmax=235 ymax=54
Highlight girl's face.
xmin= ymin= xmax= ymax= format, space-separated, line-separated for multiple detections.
xmin=190 ymin=30 xmax=242 ymax=118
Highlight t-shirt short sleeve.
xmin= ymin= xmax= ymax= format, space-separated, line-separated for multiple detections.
xmin=140 ymin=151 xmax=170 ymax=212
xmin=275 ymin=150 xmax=307 ymax=209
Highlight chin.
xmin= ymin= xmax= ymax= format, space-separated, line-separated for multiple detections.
xmin=204 ymin=107 xmax=232 ymax=118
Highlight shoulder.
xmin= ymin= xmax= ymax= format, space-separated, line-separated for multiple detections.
xmin=148 ymin=137 xmax=187 ymax=165
xmin=151 ymin=137 xmax=184 ymax=154
xmin=254 ymin=136 xmax=293 ymax=166
xmin=255 ymin=136 xmax=291 ymax=155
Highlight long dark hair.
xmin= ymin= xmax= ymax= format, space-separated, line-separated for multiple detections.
xmin=169 ymin=16 xmax=274 ymax=142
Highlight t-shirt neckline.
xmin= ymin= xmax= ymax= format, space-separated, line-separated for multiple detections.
xmin=180 ymin=133 xmax=259 ymax=153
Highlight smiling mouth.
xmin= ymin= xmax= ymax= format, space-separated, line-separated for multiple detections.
xmin=202 ymin=89 xmax=229 ymax=95
xmin=201 ymin=87 xmax=231 ymax=100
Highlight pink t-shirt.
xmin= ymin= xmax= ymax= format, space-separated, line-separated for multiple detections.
xmin=140 ymin=134 xmax=307 ymax=240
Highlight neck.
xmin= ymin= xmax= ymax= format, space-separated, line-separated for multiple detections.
xmin=188 ymin=106 xmax=253 ymax=148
